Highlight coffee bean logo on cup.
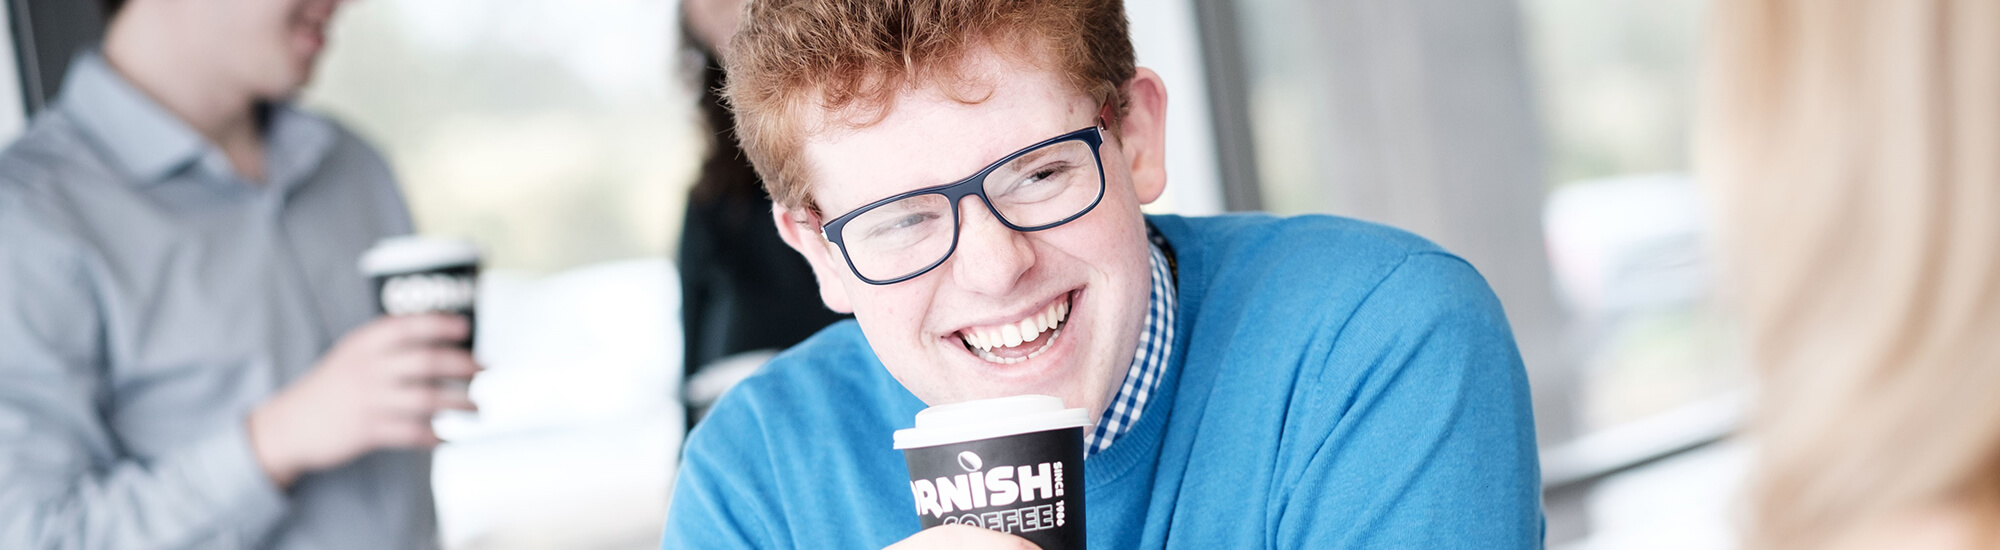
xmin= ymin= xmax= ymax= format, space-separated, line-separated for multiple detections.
xmin=958 ymin=452 xmax=983 ymax=472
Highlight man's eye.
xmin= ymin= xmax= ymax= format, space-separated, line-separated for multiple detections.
xmin=1023 ymin=164 xmax=1071 ymax=184
xmin=868 ymin=212 xmax=940 ymax=238
xmin=997 ymin=162 xmax=1075 ymax=200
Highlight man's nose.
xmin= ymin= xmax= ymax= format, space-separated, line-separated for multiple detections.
xmin=950 ymin=196 xmax=1035 ymax=295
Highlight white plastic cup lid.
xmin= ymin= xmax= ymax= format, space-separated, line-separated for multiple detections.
xmin=359 ymin=236 xmax=480 ymax=276
xmin=892 ymin=395 xmax=1090 ymax=450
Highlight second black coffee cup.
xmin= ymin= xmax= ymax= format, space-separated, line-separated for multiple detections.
xmin=358 ymin=235 xmax=481 ymax=350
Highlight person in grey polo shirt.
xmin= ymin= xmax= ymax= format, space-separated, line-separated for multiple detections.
xmin=0 ymin=0 xmax=477 ymax=548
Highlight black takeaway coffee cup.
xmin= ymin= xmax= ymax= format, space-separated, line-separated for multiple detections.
xmin=358 ymin=235 xmax=481 ymax=351
xmin=893 ymin=395 xmax=1089 ymax=550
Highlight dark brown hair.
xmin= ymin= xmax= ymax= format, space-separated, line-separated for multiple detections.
xmin=681 ymin=12 xmax=760 ymax=205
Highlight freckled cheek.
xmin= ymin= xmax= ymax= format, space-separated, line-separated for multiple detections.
xmin=1047 ymin=220 xmax=1145 ymax=269
xmin=853 ymin=286 xmax=943 ymax=339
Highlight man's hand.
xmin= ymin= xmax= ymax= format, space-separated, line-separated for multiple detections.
xmin=886 ymin=525 xmax=1040 ymax=550
xmin=247 ymin=314 xmax=480 ymax=487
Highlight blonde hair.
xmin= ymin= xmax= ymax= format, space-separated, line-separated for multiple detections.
xmin=1698 ymin=0 xmax=2000 ymax=548
xmin=720 ymin=0 xmax=1135 ymax=215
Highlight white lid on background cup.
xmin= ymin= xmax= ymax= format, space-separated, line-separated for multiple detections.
xmin=359 ymin=235 xmax=480 ymax=276
xmin=893 ymin=395 xmax=1091 ymax=450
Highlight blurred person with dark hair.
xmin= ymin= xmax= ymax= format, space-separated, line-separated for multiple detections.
xmin=0 ymin=0 xmax=472 ymax=548
xmin=675 ymin=0 xmax=848 ymax=430
xmin=1700 ymin=1 xmax=2000 ymax=549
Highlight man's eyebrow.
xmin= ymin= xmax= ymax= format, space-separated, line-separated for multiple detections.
xmin=991 ymin=133 xmax=1079 ymax=169
xmin=1000 ymin=146 xmax=1053 ymax=167
xmin=865 ymin=195 xmax=936 ymax=214
xmin=820 ymin=183 xmax=923 ymax=220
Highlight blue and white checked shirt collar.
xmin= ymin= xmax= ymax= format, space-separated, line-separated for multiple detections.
xmin=1084 ymin=232 xmax=1177 ymax=456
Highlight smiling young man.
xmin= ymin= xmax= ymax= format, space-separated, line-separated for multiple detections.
xmin=0 ymin=0 xmax=473 ymax=548
xmin=660 ymin=1 xmax=1543 ymax=548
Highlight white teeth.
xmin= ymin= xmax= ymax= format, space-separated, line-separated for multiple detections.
xmin=970 ymin=325 xmax=1062 ymax=364
xmin=958 ymin=295 xmax=1073 ymax=356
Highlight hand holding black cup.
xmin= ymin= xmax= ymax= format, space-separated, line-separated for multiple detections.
xmin=359 ymin=236 xmax=482 ymax=405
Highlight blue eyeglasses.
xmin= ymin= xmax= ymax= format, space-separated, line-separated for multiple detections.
xmin=819 ymin=125 xmax=1108 ymax=285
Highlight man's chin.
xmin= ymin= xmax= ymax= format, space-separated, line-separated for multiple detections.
xmin=918 ymin=374 xmax=1074 ymax=408
xmin=273 ymin=59 xmax=323 ymax=96
xmin=256 ymin=78 xmax=310 ymax=103
xmin=965 ymin=376 xmax=1100 ymax=413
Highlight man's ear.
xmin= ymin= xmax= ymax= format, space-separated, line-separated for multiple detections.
xmin=771 ymin=203 xmax=855 ymax=313
xmin=1118 ymin=67 xmax=1170 ymax=204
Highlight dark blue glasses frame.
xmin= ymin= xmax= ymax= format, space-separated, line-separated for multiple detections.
xmin=820 ymin=125 xmax=1108 ymax=285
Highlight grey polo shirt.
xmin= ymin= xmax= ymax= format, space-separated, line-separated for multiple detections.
xmin=0 ymin=53 xmax=435 ymax=549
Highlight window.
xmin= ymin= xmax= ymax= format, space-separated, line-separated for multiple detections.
xmin=302 ymin=1 xmax=694 ymax=547
xmin=304 ymin=0 xmax=697 ymax=273
xmin=1223 ymin=0 xmax=1739 ymax=544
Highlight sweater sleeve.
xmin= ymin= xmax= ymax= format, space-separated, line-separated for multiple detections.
xmin=661 ymin=389 xmax=782 ymax=550
xmin=1277 ymin=252 xmax=1544 ymax=549
xmin=0 ymin=199 xmax=289 ymax=549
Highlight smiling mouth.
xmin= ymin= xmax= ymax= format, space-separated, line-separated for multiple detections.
xmin=957 ymin=292 xmax=1073 ymax=365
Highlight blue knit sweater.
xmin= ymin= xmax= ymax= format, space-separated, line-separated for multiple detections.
xmin=662 ymin=213 xmax=1544 ymax=549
